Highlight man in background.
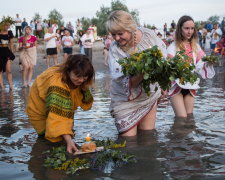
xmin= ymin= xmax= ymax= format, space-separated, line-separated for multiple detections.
xmin=22 ymin=18 xmax=28 ymax=31
xmin=15 ymin=14 xmax=22 ymax=38
xmin=80 ymin=28 xmax=94 ymax=63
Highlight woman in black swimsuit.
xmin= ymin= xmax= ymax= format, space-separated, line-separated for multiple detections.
xmin=0 ymin=22 xmax=15 ymax=90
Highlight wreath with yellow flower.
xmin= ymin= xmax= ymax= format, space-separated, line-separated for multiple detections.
xmin=0 ymin=16 xmax=15 ymax=31
xmin=118 ymin=46 xmax=198 ymax=95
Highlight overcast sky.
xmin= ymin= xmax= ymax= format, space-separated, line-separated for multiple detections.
xmin=0 ymin=0 xmax=224 ymax=30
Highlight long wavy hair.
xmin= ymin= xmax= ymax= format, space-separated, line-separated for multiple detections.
xmin=175 ymin=15 xmax=199 ymax=54
xmin=58 ymin=54 xmax=95 ymax=90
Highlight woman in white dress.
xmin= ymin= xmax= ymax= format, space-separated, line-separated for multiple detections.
xmin=106 ymin=10 xmax=167 ymax=136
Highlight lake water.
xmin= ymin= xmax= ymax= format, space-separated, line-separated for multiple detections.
xmin=0 ymin=65 xmax=225 ymax=180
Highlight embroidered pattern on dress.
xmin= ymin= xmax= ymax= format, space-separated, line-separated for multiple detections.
xmin=47 ymin=86 xmax=70 ymax=97
xmin=47 ymin=106 xmax=74 ymax=119
xmin=46 ymin=86 xmax=74 ymax=118
xmin=115 ymin=102 xmax=154 ymax=133
xmin=122 ymin=77 xmax=130 ymax=97
xmin=196 ymin=49 xmax=205 ymax=64
xmin=81 ymin=89 xmax=93 ymax=104
xmin=168 ymin=43 xmax=199 ymax=97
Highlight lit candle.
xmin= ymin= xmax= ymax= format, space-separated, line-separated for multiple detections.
xmin=85 ymin=133 xmax=91 ymax=142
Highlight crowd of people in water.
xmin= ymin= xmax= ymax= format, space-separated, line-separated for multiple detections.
xmin=0 ymin=12 xmax=225 ymax=154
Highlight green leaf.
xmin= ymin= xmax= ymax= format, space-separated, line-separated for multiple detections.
xmin=169 ymin=76 xmax=175 ymax=81
xmin=144 ymin=73 xmax=149 ymax=80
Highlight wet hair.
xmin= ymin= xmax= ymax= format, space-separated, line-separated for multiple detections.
xmin=106 ymin=10 xmax=137 ymax=33
xmin=175 ymin=15 xmax=198 ymax=54
xmin=58 ymin=54 xmax=95 ymax=90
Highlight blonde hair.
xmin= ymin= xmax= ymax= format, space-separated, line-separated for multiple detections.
xmin=106 ymin=10 xmax=137 ymax=33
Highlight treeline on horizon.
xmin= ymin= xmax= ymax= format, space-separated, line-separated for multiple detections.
xmin=2 ymin=0 xmax=221 ymax=36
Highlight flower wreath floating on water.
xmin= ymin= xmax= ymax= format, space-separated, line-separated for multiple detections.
xmin=43 ymin=139 xmax=136 ymax=174
xmin=117 ymin=45 xmax=198 ymax=95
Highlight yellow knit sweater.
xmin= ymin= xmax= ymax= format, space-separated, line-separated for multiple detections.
xmin=26 ymin=66 xmax=93 ymax=142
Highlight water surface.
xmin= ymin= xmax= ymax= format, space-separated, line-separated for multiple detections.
xmin=0 ymin=66 xmax=225 ymax=180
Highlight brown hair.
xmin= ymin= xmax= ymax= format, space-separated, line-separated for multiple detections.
xmin=175 ymin=15 xmax=198 ymax=54
xmin=58 ymin=54 xmax=95 ymax=90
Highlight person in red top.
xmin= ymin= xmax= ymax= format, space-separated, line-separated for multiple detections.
xmin=218 ymin=36 xmax=225 ymax=65
xmin=19 ymin=26 xmax=37 ymax=87
xmin=215 ymin=36 xmax=225 ymax=55
xmin=214 ymin=37 xmax=225 ymax=55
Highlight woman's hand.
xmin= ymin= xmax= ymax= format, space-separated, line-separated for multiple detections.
xmin=206 ymin=61 xmax=216 ymax=67
xmin=158 ymin=89 xmax=168 ymax=104
xmin=62 ymin=134 xmax=78 ymax=154
xmin=130 ymin=73 xmax=144 ymax=88
xmin=66 ymin=140 xmax=78 ymax=154
xmin=160 ymin=89 xmax=168 ymax=99
xmin=23 ymin=46 xmax=29 ymax=49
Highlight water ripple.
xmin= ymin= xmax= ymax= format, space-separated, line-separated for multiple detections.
xmin=0 ymin=68 xmax=225 ymax=179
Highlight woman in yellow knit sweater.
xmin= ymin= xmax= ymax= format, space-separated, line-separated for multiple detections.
xmin=26 ymin=54 xmax=95 ymax=154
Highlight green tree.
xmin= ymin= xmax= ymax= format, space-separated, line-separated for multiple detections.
xmin=95 ymin=5 xmax=111 ymax=35
xmin=110 ymin=0 xmax=139 ymax=25
xmin=145 ymin=24 xmax=153 ymax=29
xmin=130 ymin=9 xmax=140 ymax=25
xmin=195 ymin=21 xmax=206 ymax=30
xmin=48 ymin=9 xmax=64 ymax=27
xmin=111 ymin=0 xmax=128 ymax=11
xmin=80 ymin=0 xmax=139 ymax=36
xmin=207 ymin=15 xmax=220 ymax=24
xmin=33 ymin=13 xmax=42 ymax=21
xmin=80 ymin=17 xmax=92 ymax=32
xmin=91 ymin=18 xmax=99 ymax=27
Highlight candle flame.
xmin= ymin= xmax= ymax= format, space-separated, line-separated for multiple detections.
xmin=85 ymin=133 xmax=91 ymax=142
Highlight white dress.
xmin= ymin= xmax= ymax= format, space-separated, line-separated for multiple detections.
xmin=108 ymin=27 xmax=167 ymax=133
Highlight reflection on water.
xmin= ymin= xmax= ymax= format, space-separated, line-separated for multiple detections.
xmin=0 ymin=67 xmax=225 ymax=180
